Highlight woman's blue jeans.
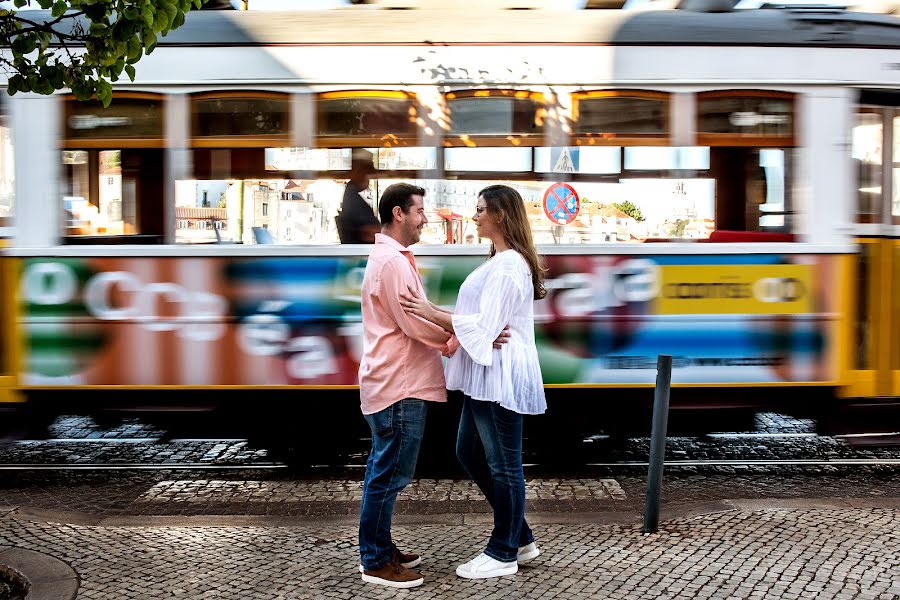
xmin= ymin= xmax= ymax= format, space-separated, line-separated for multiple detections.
xmin=359 ymin=398 xmax=427 ymax=571
xmin=456 ymin=395 xmax=534 ymax=562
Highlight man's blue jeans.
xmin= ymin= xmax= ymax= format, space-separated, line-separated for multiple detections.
xmin=456 ymin=395 xmax=534 ymax=563
xmin=359 ymin=398 xmax=427 ymax=571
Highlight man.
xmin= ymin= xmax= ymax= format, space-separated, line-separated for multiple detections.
xmin=357 ymin=182 xmax=449 ymax=588
xmin=357 ymin=183 xmax=509 ymax=588
xmin=336 ymin=149 xmax=381 ymax=244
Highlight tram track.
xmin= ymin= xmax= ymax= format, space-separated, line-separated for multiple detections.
xmin=1 ymin=457 xmax=899 ymax=471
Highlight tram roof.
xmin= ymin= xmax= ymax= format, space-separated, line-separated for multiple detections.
xmin=17 ymin=7 xmax=900 ymax=49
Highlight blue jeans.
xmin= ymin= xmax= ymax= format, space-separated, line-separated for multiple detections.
xmin=359 ymin=398 xmax=427 ymax=571
xmin=456 ymin=395 xmax=534 ymax=563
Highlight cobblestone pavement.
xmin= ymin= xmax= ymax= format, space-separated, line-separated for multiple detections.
xmin=0 ymin=506 xmax=897 ymax=599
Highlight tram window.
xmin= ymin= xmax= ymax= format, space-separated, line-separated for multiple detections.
xmin=446 ymin=94 xmax=541 ymax=136
xmin=375 ymin=147 xmax=437 ymax=171
xmin=624 ymin=147 xmax=710 ymax=171
xmin=265 ymin=148 xmax=350 ymax=171
xmin=757 ymin=149 xmax=787 ymax=228
xmin=534 ymin=147 xmax=620 ymax=175
xmin=444 ymin=148 xmax=532 ymax=172
xmin=61 ymin=94 xmax=164 ymax=243
xmin=265 ymin=147 xmax=437 ymax=172
xmin=316 ymin=93 xmax=417 ymax=138
xmin=62 ymin=150 xmax=138 ymax=237
xmin=64 ymin=97 xmax=163 ymax=142
xmin=0 ymin=114 xmax=13 ymax=227
xmin=698 ymin=93 xmax=794 ymax=140
xmin=572 ymin=93 xmax=668 ymax=137
xmin=193 ymin=96 xmax=289 ymax=139
xmin=852 ymin=111 xmax=883 ymax=222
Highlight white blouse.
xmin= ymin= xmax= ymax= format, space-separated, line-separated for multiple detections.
xmin=446 ymin=250 xmax=547 ymax=415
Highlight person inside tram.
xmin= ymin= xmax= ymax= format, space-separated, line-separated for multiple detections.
xmin=400 ymin=184 xmax=547 ymax=580
xmin=336 ymin=149 xmax=381 ymax=244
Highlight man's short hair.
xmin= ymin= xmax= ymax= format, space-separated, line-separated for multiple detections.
xmin=378 ymin=183 xmax=426 ymax=225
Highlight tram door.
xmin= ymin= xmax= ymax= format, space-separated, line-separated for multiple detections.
xmin=848 ymin=94 xmax=900 ymax=398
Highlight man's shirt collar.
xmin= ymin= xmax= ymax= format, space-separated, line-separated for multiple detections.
xmin=374 ymin=232 xmax=412 ymax=253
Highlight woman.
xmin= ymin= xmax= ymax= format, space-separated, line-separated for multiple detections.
xmin=400 ymin=184 xmax=547 ymax=580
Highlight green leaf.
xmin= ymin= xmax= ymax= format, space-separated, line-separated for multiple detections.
xmin=8 ymin=75 xmax=25 ymax=94
xmin=153 ymin=10 xmax=168 ymax=33
xmin=34 ymin=79 xmax=54 ymax=95
xmin=111 ymin=22 xmax=127 ymax=43
xmin=47 ymin=65 xmax=65 ymax=88
xmin=36 ymin=0 xmax=53 ymax=9
xmin=141 ymin=28 xmax=157 ymax=53
xmin=72 ymin=84 xmax=93 ymax=102
xmin=82 ymin=2 xmax=108 ymax=21
xmin=124 ymin=6 xmax=141 ymax=21
xmin=38 ymin=31 xmax=52 ymax=52
xmin=13 ymin=0 xmax=28 ymax=8
xmin=50 ymin=1 xmax=67 ymax=17
xmin=126 ymin=37 xmax=142 ymax=61
xmin=97 ymin=79 xmax=113 ymax=107
xmin=142 ymin=5 xmax=154 ymax=27
xmin=124 ymin=64 xmax=135 ymax=81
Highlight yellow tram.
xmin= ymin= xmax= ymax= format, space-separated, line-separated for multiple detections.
xmin=0 ymin=6 xmax=898 ymax=438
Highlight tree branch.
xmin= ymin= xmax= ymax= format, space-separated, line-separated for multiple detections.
xmin=2 ymin=11 xmax=87 ymax=39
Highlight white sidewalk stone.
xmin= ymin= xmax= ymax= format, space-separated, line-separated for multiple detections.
xmin=132 ymin=478 xmax=627 ymax=504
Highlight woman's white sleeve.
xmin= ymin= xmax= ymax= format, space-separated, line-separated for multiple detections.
xmin=451 ymin=261 xmax=528 ymax=367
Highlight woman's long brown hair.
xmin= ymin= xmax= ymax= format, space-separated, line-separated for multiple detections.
xmin=478 ymin=185 xmax=547 ymax=300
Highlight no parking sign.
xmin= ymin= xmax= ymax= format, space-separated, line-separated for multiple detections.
xmin=543 ymin=183 xmax=580 ymax=225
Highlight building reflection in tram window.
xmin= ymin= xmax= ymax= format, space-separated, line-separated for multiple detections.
xmin=62 ymin=149 xmax=139 ymax=237
xmin=184 ymin=144 xmax=793 ymax=246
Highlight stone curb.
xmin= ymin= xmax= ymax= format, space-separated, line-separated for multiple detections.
xmin=3 ymin=497 xmax=897 ymax=528
xmin=0 ymin=547 xmax=78 ymax=600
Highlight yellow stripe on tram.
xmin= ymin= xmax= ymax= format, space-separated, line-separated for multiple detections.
xmin=0 ymin=246 xmax=23 ymax=403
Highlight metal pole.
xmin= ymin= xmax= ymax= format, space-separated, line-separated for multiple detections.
xmin=643 ymin=354 xmax=672 ymax=534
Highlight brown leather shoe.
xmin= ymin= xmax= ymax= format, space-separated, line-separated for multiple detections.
xmin=361 ymin=560 xmax=424 ymax=588
xmin=358 ymin=547 xmax=421 ymax=573
xmin=394 ymin=547 xmax=421 ymax=569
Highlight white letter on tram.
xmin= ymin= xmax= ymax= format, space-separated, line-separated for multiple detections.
xmin=22 ymin=262 xmax=78 ymax=306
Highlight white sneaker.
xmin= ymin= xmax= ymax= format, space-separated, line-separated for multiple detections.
xmin=456 ymin=552 xmax=518 ymax=579
xmin=518 ymin=542 xmax=540 ymax=564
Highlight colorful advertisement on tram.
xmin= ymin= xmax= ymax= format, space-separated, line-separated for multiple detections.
xmin=16 ymin=253 xmax=842 ymax=387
